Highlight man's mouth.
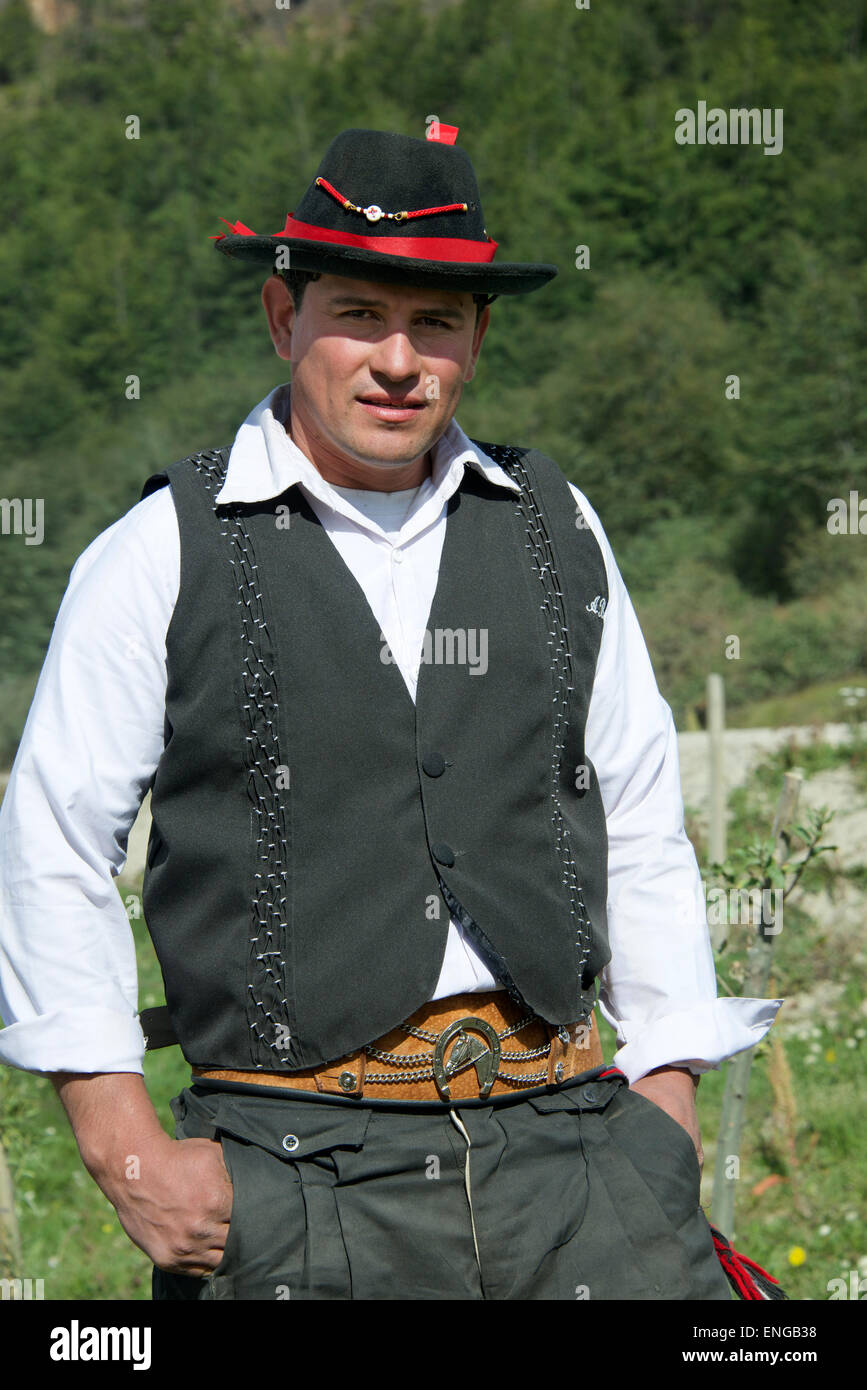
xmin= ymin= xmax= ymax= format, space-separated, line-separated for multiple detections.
xmin=356 ymin=394 xmax=427 ymax=421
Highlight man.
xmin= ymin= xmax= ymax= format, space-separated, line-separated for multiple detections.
xmin=0 ymin=126 xmax=780 ymax=1300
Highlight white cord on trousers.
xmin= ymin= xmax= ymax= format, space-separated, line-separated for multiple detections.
xmin=447 ymin=1107 xmax=483 ymax=1281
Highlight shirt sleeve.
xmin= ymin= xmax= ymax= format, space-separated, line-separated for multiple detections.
xmin=0 ymin=486 xmax=179 ymax=1075
xmin=569 ymin=483 xmax=782 ymax=1084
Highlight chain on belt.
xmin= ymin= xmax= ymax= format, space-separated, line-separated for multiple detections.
xmin=363 ymin=1012 xmax=568 ymax=1100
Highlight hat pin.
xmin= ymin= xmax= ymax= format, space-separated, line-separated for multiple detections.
xmin=315 ymin=176 xmax=468 ymax=225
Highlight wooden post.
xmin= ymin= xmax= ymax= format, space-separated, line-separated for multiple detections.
xmin=0 ymin=1138 xmax=22 ymax=1278
xmin=707 ymin=673 xmax=726 ymax=867
xmin=711 ymin=770 xmax=803 ymax=1238
xmin=707 ymin=674 xmax=727 ymax=952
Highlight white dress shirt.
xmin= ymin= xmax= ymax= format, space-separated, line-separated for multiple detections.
xmin=0 ymin=383 xmax=781 ymax=1083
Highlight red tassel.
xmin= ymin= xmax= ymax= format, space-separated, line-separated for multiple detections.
xmin=710 ymin=1225 xmax=788 ymax=1300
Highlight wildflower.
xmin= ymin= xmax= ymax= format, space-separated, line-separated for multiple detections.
xmin=825 ymin=1048 xmax=836 ymax=1063
xmin=818 ymin=1224 xmax=832 ymax=1237
xmin=788 ymin=1247 xmax=807 ymax=1267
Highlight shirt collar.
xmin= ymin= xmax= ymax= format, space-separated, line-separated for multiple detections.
xmin=213 ymin=382 xmax=521 ymax=508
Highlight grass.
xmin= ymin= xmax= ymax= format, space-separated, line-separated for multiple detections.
xmin=681 ymin=739 xmax=867 ymax=1299
xmin=2 ymin=743 xmax=866 ymax=1300
xmin=762 ymin=725 xmax=867 ymax=795
xmin=595 ymin=1002 xmax=867 ymax=1302
xmin=0 ymin=907 xmax=190 ymax=1301
xmin=723 ymin=674 xmax=867 ymax=732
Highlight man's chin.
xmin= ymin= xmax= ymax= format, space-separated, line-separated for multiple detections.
xmin=346 ymin=425 xmax=444 ymax=467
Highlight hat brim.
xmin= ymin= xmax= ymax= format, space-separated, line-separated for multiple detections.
xmin=215 ymin=234 xmax=558 ymax=296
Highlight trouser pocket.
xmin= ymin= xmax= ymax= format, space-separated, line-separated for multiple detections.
xmin=156 ymin=1087 xmax=373 ymax=1300
xmin=519 ymin=1076 xmax=725 ymax=1299
xmin=595 ymin=1085 xmax=731 ymax=1300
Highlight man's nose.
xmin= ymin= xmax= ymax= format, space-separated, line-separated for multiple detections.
xmin=368 ymin=327 xmax=423 ymax=380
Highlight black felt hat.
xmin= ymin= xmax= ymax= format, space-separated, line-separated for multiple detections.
xmin=210 ymin=126 xmax=558 ymax=296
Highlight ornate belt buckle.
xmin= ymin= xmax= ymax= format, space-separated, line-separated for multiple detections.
xmin=432 ymin=1016 xmax=502 ymax=1101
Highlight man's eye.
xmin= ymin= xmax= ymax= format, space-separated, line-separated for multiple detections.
xmin=340 ymin=310 xmax=450 ymax=328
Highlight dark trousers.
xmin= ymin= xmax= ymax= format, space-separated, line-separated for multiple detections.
xmin=152 ymin=1067 xmax=732 ymax=1301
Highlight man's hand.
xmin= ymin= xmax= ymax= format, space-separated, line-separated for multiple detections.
xmin=94 ymin=1128 xmax=234 ymax=1277
xmin=50 ymin=1071 xmax=233 ymax=1277
xmin=629 ymin=1065 xmax=703 ymax=1169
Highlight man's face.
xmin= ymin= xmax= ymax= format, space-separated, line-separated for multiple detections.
xmin=262 ymin=272 xmax=490 ymax=474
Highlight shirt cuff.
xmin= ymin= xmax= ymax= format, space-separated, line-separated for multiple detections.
xmin=0 ymin=1008 xmax=146 ymax=1075
xmin=604 ymin=996 xmax=784 ymax=1085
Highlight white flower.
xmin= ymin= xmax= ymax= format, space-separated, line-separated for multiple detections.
xmin=818 ymin=1224 xmax=832 ymax=1237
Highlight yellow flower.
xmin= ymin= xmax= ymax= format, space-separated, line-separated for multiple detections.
xmin=788 ymin=1246 xmax=806 ymax=1267
xmin=825 ymin=1048 xmax=836 ymax=1064
xmin=101 ymin=1223 xmax=114 ymax=1235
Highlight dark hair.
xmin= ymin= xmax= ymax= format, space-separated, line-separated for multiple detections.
xmin=275 ymin=268 xmax=493 ymax=322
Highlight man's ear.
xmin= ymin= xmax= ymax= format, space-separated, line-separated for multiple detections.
xmin=261 ymin=275 xmax=296 ymax=361
xmin=464 ymin=303 xmax=491 ymax=383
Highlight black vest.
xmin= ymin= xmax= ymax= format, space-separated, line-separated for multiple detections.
xmin=138 ymin=441 xmax=611 ymax=1071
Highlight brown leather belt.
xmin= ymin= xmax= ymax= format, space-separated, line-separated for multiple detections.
xmin=191 ymin=992 xmax=603 ymax=1101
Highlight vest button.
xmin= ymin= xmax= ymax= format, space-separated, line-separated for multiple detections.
xmin=431 ymin=842 xmax=455 ymax=868
xmin=422 ymin=753 xmax=446 ymax=777
xmin=281 ymin=1134 xmax=300 ymax=1152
